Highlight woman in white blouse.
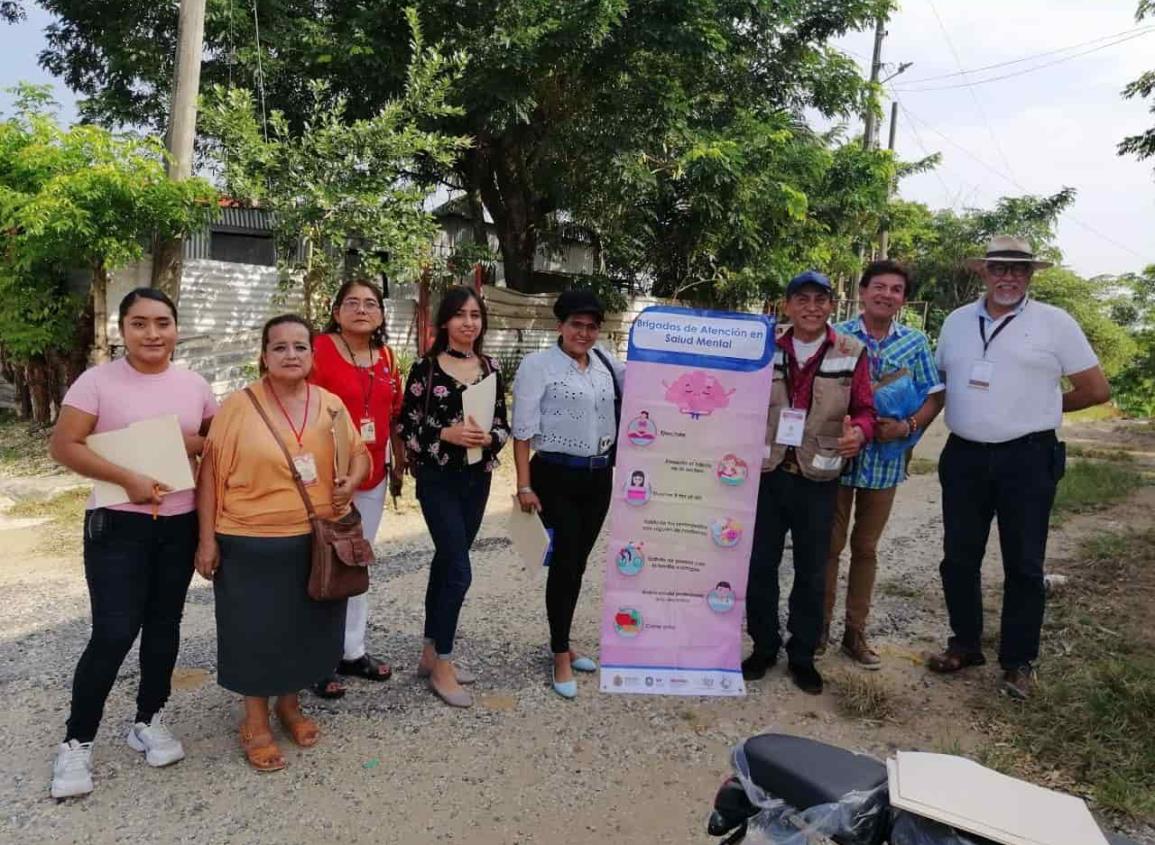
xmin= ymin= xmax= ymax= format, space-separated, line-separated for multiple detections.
xmin=511 ymin=290 xmax=624 ymax=699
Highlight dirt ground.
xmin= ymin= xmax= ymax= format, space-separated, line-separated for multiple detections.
xmin=0 ymin=419 xmax=1152 ymax=845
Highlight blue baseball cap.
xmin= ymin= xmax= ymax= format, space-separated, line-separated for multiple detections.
xmin=785 ymin=270 xmax=833 ymax=298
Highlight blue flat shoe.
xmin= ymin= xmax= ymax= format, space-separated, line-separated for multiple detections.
xmin=551 ymin=669 xmax=577 ymax=700
xmin=571 ymin=655 xmax=598 ymax=673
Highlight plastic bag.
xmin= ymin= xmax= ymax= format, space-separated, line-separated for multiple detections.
xmin=732 ymin=742 xmax=890 ymax=845
xmin=871 ymin=370 xmax=927 ymax=463
xmin=889 ymin=810 xmax=995 ymax=845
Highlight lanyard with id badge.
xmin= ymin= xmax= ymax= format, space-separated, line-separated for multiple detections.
xmin=775 ymin=339 xmax=826 ymax=447
xmin=269 ymin=382 xmax=318 ymax=485
xmin=340 ymin=336 xmax=381 ymax=446
xmin=969 ymin=314 xmax=1016 ymax=391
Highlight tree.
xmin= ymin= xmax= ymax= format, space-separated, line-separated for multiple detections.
xmin=1106 ymin=264 xmax=1155 ymax=415
xmin=24 ymin=0 xmax=893 ymax=293
xmin=1119 ymin=1 xmax=1155 ymax=165
xmin=0 ymin=84 xmax=217 ymax=421
xmin=201 ymin=12 xmax=469 ymax=319
xmin=1029 ymin=267 xmax=1135 ymax=379
xmin=888 ymin=189 xmax=1077 ymax=331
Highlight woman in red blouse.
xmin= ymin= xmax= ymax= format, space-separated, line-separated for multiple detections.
xmin=308 ymin=278 xmax=404 ymax=697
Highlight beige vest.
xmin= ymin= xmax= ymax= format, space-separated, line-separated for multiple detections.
xmin=762 ymin=331 xmax=866 ymax=482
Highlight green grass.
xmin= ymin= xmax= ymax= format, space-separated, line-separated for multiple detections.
xmin=1052 ymin=460 xmax=1146 ymax=522
xmin=1063 ymin=404 xmax=1122 ymax=424
xmin=5 ymin=488 xmax=88 ymax=555
xmin=830 ymin=671 xmax=897 ymax=721
xmin=1065 ymin=443 xmax=1136 ymax=463
xmin=0 ymin=412 xmax=57 ymax=477
xmin=907 ymin=457 xmax=938 ymax=475
xmin=979 ymin=528 xmax=1155 ymax=821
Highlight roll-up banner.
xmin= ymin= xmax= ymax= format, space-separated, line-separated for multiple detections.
xmin=599 ymin=307 xmax=774 ymax=696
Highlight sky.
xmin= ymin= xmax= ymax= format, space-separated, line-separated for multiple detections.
xmin=2 ymin=1 xmax=1154 ymax=277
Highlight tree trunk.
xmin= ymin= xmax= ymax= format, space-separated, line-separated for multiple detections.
xmin=465 ymin=187 xmax=488 ymax=249
xmin=92 ymin=262 xmax=111 ymax=364
xmin=151 ymin=235 xmax=185 ymax=305
xmin=463 ymin=141 xmax=542 ymax=293
xmin=25 ymin=356 xmax=53 ymax=424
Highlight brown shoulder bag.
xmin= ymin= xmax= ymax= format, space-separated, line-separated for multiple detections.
xmin=244 ymin=387 xmax=373 ymax=602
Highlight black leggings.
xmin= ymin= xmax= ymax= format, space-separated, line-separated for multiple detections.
xmin=65 ymin=509 xmax=197 ymax=743
xmin=532 ymin=457 xmax=613 ymax=654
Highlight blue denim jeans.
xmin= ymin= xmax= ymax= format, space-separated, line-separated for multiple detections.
xmin=415 ymin=465 xmax=492 ymax=657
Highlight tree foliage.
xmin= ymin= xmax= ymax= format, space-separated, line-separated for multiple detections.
xmin=26 ymin=0 xmax=894 ymax=297
xmin=201 ymin=11 xmax=469 ymax=318
xmin=0 ymin=84 xmax=217 ymax=419
xmin=888 ymin=188 xmax=1077 ymax=331
xmin=1119 ymin=1 xmax=1155 ymax=165
xmin=1106 ymin=264 xmax=1155 ymax=415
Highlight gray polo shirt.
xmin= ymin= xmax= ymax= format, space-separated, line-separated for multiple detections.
xmin=935 ymin=297 xmax=1098 ymax=443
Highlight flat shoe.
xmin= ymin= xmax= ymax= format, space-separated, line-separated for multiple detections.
xmin=552 ymin=669 xmax=577 ymax=700
xmin=571 ymin=656 xmax=598 ymax=673
xmin=337 ymin=654 xmax=393 ymax=682
xmin=416 ymin=663 xmax=476 ymax=685
xmin=427 ymin=677 xmax=473 ymax=708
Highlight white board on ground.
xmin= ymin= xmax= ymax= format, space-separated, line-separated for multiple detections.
xmin=887 ymin=752 xmax=1107 ymax=845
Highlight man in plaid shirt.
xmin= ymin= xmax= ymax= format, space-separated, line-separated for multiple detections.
xmin=822 ymin=260 xmax=944 ymax=667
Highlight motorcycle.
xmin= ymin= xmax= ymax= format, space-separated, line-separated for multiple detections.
xmin=707 ymin=733 xmax=1140 ymax=845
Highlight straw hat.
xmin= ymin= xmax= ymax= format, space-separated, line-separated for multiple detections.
xmin=964 ymin=235 xmax=1054 ymax=272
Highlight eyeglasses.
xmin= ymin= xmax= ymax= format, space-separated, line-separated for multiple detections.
xmin=987 ymin=263 xmax=1033 ymax=279
xmin=564 ymin=319 xmax=600 ymax=335
xmin=340 ymin=299 xmax=382 ymax=312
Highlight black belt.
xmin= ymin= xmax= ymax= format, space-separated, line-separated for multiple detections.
xmin=950 ymin=430 xmax=1057 ymax=448
xmin=535 ymin=451 xmax=613 ymax=471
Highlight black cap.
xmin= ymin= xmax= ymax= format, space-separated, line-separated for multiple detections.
xmin=553 ymin=289 xmax=605 ymax=323
xmin=785 ymin=270 xmax=833 ymax=298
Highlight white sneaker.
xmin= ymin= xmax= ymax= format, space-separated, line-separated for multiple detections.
xmin=126 ymin=713 xmax=185 ymax=767
xmin=51 ymin=740 xmax=94 ymax=799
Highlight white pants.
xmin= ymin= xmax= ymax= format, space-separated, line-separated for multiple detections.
xmin=344 ymin=479 xmax=387 ymax=661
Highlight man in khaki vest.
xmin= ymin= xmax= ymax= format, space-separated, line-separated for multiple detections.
xmin=743 ymin=271 xmax=875 ymax=694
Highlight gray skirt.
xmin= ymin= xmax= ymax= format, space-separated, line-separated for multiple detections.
xmin=214 ymin=533 xmax=345 ymax=696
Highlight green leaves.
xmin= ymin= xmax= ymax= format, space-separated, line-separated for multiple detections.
xmin=0 ymin=89 xmax=218 ymax=361
xmin=201 ymin=12 xmax=469 ymax=316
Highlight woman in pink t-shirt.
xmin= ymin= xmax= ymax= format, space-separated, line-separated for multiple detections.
xmin=46 ymin=288 xmax=217 ymax=800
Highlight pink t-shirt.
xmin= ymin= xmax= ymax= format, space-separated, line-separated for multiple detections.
xmin=62 ymin=358 xmax=219 ymax=516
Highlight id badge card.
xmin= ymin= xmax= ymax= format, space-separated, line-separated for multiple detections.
xmin=776 ymin=408 xmax=806 ymax=447
xmin=293 ymin=452 xmax=319 ymax=486
xmin=598 ymin=435 xmax=614 ymax=454
xmin=968 ymin=360 xmax=993 ymax=391
xmin=360 ymin=417 xmax=377 ymax=444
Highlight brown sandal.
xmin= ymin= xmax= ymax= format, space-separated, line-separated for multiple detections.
xmin=927 ymin=648 xmax=987 ymax=674
xmin=239 ymin=724 xmax=286 ymax=772
xmin=276 ymin=710 xmax=320 ymax=748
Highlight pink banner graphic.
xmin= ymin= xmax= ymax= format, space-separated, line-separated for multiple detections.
xmin=599 ymin=307 xmax=774 ymax=696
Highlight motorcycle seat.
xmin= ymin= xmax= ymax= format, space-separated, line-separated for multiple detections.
xmin=742 ymin=733 xmax=889 ymax=810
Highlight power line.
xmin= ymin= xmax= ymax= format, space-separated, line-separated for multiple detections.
xmin=895 ymin=24 xmax=1155 ymax=86
xmin=895 ymin=28 xmax=1155 ymax=92
xmin=923 ymin=0 xmax=1017 ymax=179
xmin=897 ymin=103 xmax=1148 ymax=261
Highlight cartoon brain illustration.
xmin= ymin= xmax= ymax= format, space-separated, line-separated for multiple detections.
xmin=663 ymin=370 xmax=736 ymax=419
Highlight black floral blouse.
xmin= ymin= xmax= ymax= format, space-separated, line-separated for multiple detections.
xmin=397 ymin=355 xmax=510 ymax=472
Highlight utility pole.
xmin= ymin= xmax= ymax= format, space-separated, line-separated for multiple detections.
xmin=862 ymin=16 xmax=886 ymax=151
xmin=151 ymin=0 xmax=208 ymax=303
xmin=879 ymin=101 xmax=899 ymax=259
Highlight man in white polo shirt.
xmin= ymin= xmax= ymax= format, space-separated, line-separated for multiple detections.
xmin=927 ymin=235 xmax=1110 ymax=700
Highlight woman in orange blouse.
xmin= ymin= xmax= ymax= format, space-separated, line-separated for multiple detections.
xmin=195 ymin=315 xmax=369 ymax=772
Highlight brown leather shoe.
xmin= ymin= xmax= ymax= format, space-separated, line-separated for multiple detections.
xmin=1001 ymin=666 xmax=1036 ymax=701
xmin=841 ymin=629 xmax=881 ymax=670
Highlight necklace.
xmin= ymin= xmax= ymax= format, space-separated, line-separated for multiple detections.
xmin=445 ymin=348 xmax=474 ymax=360
xmin=338 ymin=333 xmax=376 ymax=368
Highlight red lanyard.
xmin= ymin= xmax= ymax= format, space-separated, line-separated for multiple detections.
xmin=339 ymin=335 xmax=377 ymax=417
xmin=267 ymin=381 xmax=311 ymax=448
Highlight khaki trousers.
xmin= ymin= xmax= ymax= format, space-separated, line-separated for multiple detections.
xmin=824 ymin=485 xmax=897 ymax=633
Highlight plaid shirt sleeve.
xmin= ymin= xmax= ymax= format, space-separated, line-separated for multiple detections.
xmin=907 ymin=331 xmax=943 ymax=396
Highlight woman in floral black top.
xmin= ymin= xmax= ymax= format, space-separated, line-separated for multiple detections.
xmin=398 ymin=286 xmax=509 ymax=708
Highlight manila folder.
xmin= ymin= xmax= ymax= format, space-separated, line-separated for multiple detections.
xmin=86 ymin=415 xmax=196 ymax=507
xmin=508 ymin=496 xmax=551 ymax=574
xmin=462 ymin=372 xmax=497 ymax=465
